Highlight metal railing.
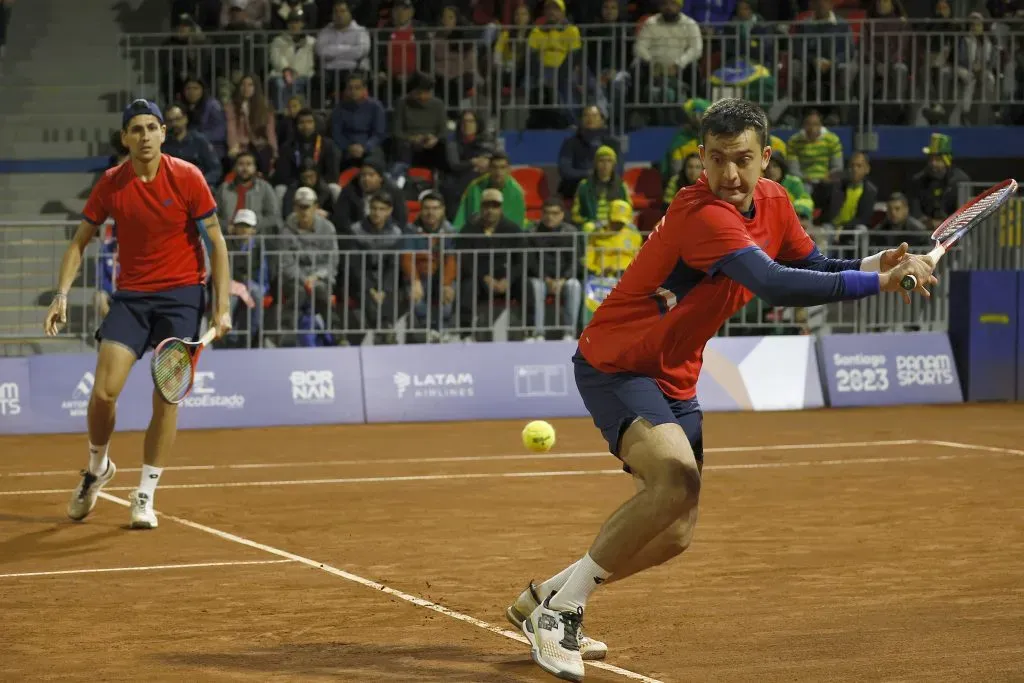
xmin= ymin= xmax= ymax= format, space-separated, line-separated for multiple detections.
xmin=5 ymin=211 xmax=1022 ymax=351
xmin=120 ymin=18 xmax=1024 ymax=136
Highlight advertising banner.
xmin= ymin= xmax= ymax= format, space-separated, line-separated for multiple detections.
xmin=698 ymin=335 xmax=824 ymax=412
xmin=818 ymin=332 xmax=963 ymax=407
xmin=0 ymin=358 xmax=32 ymax=434
xmin=360 ymin=340 xmax=588 ymax=423
xmin=18 ymin=347 xmax=364 ymax=435
xmin=948 ymin=270 xmax=1018 ymax=402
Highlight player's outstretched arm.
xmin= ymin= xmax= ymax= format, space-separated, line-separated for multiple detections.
xmin=197 ymin=214 xmax=233 ymax=339
xmin=44 ymin=220 xmax=99 ymax=336
xmin=719 ymin=248 xmax=935 ymax=308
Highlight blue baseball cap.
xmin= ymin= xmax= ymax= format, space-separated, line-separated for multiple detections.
xmin=122 ymin=98 xmax=164 ymax=129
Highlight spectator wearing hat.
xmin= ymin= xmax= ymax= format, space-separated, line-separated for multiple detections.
xmin=584 ymin=198 xmax=642 ymax=277
xmin=572 ymin=145 xmax=631 ymax=231
xmin=271 ymin=186 xmax=339 ymax=346
xmin=400 ymin=192 xmax=459 ymax=342
xmin=661 ymin=97 xmax=709 ymax=178
xmin=162 ymin=104 xmax=223 ymax=189
xmin=281 ymin=158 xmax=337 ymax=218
xmin=453 ymin=152 xmax=526 ymax=230
xmin=216 ymin=150 xmax=282 ymax=235
xmin=343 ymin=190 xmax=411 ymax=343
xmin=269 ymin=8 xmax=317 ymax=110
xmin=391 ymin=71 xmax=450 ymax=175
xmin=331 ymin=159 xmax=408 ymax=234
xmin=271 ymin=0 xmax=317 ymax=31
xmin=526 ymin=198 xmax=583 ymax=342
xmin=274 ymin=106 xmax=342 ymax=202
xmin=225 ymin=208 xmax=268 ymax=341
xmin=456 ymin=187 xmax=529 ymax=341
xmin=557 ymin=105 xmax=621 ymax=199
xmin=441 ymin=109 xmax=497 ymax=222
xmin=330 ymin=72 xmax=388 ymax=172
xmin=907 ymin=133 xmax=971 ymax=231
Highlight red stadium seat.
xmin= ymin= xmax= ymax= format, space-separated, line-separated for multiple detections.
xmin=338 ymin=167 xmax=359 ymax=187
xmin=511 ymin=166 xmax=550 ymax=210
xmin=623 ymin=166 xmax=663 ymax=210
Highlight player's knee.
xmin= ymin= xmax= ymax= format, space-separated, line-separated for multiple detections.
xmin=650 ymin=455 xmax=701 ymax=515
xmin=90 ymin=382 xmax=119 ymax=407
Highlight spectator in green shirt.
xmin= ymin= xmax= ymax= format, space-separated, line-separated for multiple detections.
xmin=453 ymin=151 xmax=527 ymax=230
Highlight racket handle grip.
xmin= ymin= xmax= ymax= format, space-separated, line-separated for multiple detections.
xmin=900 ymin=274 xmax=918 ymax=291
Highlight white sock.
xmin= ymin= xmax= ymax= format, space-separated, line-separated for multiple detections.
xmin=139 ymin=465 xmax=163 ymax=498
xmin=547 ymin=553 xmax=611 ymax=613
xmin=537 ymin=561 xmax=579 ymax=600
xmin=88 ymin=443 xmax=109 ymax=475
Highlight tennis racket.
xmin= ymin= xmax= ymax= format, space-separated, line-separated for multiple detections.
xmin=900 ymin=178 xmax=1018 ymax=291
xmin=150 ymin=327 xmax=217 ymax=405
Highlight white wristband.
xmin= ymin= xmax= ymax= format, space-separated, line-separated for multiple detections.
xmin=860 ymin=252 xmax=882 ymax=273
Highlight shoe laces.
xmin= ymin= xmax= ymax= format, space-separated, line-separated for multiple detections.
xmin=76 ymin=470 xmax=98 ymax=499
xmin=557 ymin=607 xmax=583 ymax=653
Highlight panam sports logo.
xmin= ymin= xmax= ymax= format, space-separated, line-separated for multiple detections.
xmin=290 ymin=370 xmax=335 ymax=405
xmin=0 ymin=382 xmax=21 ymax=417
xmin=181 ymin=372 xmax=245 ymax=409
xmin=62 ymin=372 xmax=95 ymax=417
xmin=393 ymin=371 xmax=474 ymax=399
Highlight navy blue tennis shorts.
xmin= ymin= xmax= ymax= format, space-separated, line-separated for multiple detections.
xmin=96 ymin=284 xmax=206 ymax=359
xmin=573 ymin=347 xmax=703 ymax=473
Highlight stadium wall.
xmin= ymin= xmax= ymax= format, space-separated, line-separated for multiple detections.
xmin=0 ymin=331 xmax=988 ymax=436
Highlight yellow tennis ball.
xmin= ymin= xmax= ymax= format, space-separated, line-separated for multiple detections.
xmin=522 ymin=420 xmax=556 ymax=453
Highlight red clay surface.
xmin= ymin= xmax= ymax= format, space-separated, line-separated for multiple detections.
xmin=2 ymin=404 xmax=1023 ymax=682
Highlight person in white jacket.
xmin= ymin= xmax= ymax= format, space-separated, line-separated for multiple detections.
xmin=634 ymin=0 xmax=704 ymax=114
xmin=269 ymin=10 xmax=317 ymax=109
xmin=314 ymin=1 xmax=371 ymax=107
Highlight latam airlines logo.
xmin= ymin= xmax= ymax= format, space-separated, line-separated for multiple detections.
xmin=393 ymin=371 xmax=474 ymax=399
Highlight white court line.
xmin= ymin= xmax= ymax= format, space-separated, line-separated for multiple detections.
xmin=0 ymin=447 xmax=1012 ymax=497
xmin=0 ymin=439 xmax=922 ymax=478
xmin=920 ymin=440 xmax=1024 ymax=457
xmin=94 ymin=492 xmax=664 ymax=683
xmin=0 ymin=559 xmax=294 ymax=579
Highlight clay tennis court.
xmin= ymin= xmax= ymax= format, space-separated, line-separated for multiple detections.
xmin=2 ymin=404 xmax=1022 ymax=682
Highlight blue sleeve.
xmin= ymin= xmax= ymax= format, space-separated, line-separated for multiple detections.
xmin=331 ymin=108 xmax=347 ymax=150
xmin=720 ymin=248 xmax=879 ymax=307
xmin=780 ymin=245 xmax=862 ymax=273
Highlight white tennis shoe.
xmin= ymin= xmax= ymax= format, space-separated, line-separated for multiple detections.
xmin=506 ymin=581 xmax=608 ymax=661
xmin=522 ymin=596 xmax=587 ymax=682
xmin=128 ymin=489 xmax=158 ymax=529
xmin=66 ymin=460 xmax=117 ymax=521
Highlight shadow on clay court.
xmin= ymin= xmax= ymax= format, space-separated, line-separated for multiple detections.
xmin=159 ymin=642 xmax=563 ymax=682
xmin=0 ymin=523 xmax=123 ymax=565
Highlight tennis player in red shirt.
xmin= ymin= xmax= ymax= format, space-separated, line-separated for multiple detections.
xmin=43 ymin=99 xmax=233 ymax=530
xmin=507 ymin=99 xmax=939 ymax=681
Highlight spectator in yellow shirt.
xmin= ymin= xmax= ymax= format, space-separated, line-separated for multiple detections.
xmin=527 ymin=0 xmax=598 ymax=126
xmin=585 ymin=199 xmax=642 ymax=276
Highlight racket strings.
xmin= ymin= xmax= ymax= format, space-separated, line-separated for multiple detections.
xmin=153 ymin=341 xmax=193 ymax=402
xmin=939 ymin=186 xmax=1015 ymax=241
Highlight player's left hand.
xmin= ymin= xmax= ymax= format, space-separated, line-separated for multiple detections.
xmin=213 ymin=309 xmax=232 ymax=340
xmin=878 ymin=242 xmax=910 ymax=271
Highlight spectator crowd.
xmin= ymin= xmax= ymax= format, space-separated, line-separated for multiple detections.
xmin=99 ymin=0 xmax=1015 ymax=344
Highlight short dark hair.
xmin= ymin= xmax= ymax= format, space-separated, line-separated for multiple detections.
xmin=370 ymin=190 xmax=394 ymax=207
xmin=296 ymin=107 xmax=316 ymax=122
xmin=888 ymin=192 xmax=908 ymax=205
xmin=542 ymin=197 xmax=563 ymax=210
xmin=699 ymin=98 xmax=768 ymax=148
xmin=235 ymin=149 xmax=258 ymax=166
xmin=420 ymin=191 xmax=444 ymax=206
xmin=489 ymin=151 xmax=510 ymax=165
